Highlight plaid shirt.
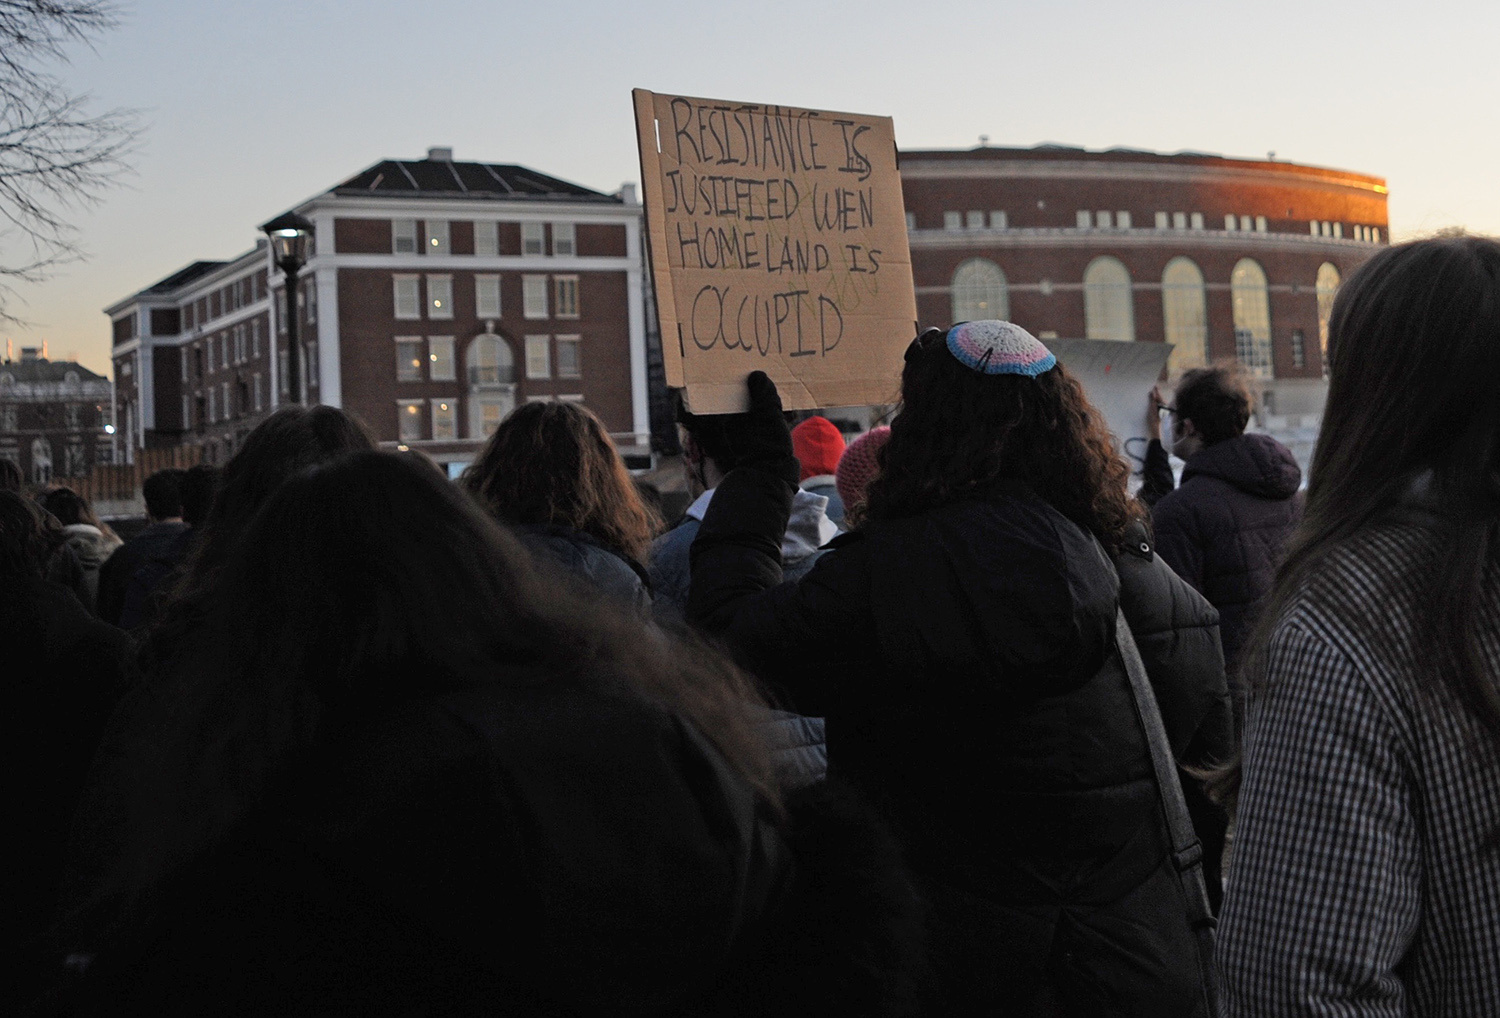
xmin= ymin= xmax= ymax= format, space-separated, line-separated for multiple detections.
xmin=1217 ymin=518 xmax=1500 ymax=1016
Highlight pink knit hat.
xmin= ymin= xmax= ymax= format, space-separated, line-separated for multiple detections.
xmin=835 ymin=426 xmax=891 ymax=515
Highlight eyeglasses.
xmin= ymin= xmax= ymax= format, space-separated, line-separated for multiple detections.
xmin=904 ymin=327 xmax=945 ymax=363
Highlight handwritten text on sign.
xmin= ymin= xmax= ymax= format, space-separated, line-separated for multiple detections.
xmin=634 ymin=90 xmax=917 ymax=413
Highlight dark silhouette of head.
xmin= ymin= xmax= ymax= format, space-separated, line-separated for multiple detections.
xmin=1173 ymin=366 xmax=1253 ymax=446
xmin=179 ymin=465 xmax=219 ymax=528
xmin=463 ymin=401 xmax=660 ymax=563
xmin=0 ymin=456 xmax=22 ymax=493
xmin=40 ymin=486 xmax=104 ymax=530
xmin=142 ymin=470 xmax=184 ymax=521
xmin=866 ymin=326 xmax=1142 ymax=552
xmin=0 ymin=490 xmax=55 ymax=581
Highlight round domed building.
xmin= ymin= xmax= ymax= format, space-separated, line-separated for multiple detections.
xmin=899 ymin=144 xmax=1387 ymax=418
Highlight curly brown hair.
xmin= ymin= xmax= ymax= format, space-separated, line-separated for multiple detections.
xmin=864 ymin=332 xmax=1143 ymax=552
xmin=463 ymin=401 xmax=661 ymax=564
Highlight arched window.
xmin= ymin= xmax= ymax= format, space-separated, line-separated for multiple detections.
xmin=1231 ymin=258 xmax=1273 ymax=378
xmin=1160 ymin=257 xmax=1207 ymax=372
xmin=1315 ymin=262 xmax=1340 ymax=374
xmin=31 ymin=437 xmax=52 ymax=485
xmin=466 ymin=332 xmax=516 ymax=386
xmin=950 ymin=259 xmax=1009 ymax=322
xmin=1083 ymin=256 xmax=1135 ymax=341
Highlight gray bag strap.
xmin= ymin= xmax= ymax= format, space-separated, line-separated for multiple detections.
xmin=1114 ymin=606 xmax=1222 ymax=1015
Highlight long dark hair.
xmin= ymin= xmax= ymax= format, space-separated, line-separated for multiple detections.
xmin=865 ymin=330 xmax=1142 ymax=552
xmin=462 ymin=401 xmax=661 ymax=563
xmin=65 ymin=452 xmax=777 ymax=949
xmin=1231 ymin=236 xmax=1500 ymax=787
xmin=40 ymin=486 xmax=116 ymax=539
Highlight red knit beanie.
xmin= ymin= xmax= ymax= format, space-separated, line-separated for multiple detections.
xmin=835 ymin=426 xmax=891 ymax=512
xmin=791 ymin=416 xmax=845 ymax=482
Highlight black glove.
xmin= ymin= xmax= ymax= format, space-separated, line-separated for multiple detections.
xmin=735 ymin=371 xmax=799 ymax=489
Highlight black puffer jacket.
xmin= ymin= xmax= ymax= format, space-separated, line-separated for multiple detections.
xmin=1150 ymin=433 xmax=1302 ymax=682
xmin=689 ymin=470 xmax=1230 ymax=1016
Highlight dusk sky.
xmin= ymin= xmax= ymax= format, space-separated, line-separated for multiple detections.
xmin=6 ymin=0 xmax=1496 ymax=376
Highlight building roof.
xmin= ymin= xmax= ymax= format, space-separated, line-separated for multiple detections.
xmin=0 ymin=357 xmax=108 ymax=383
xmin=331 ymin=157 xmax=621 ymax=203
xmin=140 ymin=260 xmax=228 ymax=296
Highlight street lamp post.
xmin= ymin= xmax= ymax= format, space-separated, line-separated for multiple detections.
xmin=261 ymin=211 xmax=315 ymax=406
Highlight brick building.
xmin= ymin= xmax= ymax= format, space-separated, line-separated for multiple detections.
xmin=901 ymin=145 xmax=1388 ymax=415
xmin=0 ymin=348 xmax=113 ymax=484
xmin=107 ymin=148 xmax=649 ymax=472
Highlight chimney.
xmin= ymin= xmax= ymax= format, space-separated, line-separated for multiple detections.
xmin=620 ymin=183 xmax=639 ymax=205
xmin=427 ymin=146 xmax=453 ymax=162
xmin=21 ymin=346 xmax=40 ymax=362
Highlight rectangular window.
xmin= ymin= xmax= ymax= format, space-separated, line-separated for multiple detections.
xmin=221 ymin=382 xmax=230 ymax=419
xmin=307 ymin=342 xmax=318 ymax=387
xmin=251 ymin=318 xmax=261 ymax=358
xmin=525 ymin=335 xmax=551 ymax=379
xmin=523 ymin=274 xmax=548 ymax=318
xmin=279 ymin=350 xmax=289 ymax=394
xmin=558 ymin=394 xmax=584 ymax=404
xmin=989 ymin=210 xmax=1008 ymax=230
xmin=555 ymin=335 xmax=581 ymax=378
xmin=1076 ymin=210 xmax=1091 ymax=228
xmin=393 ymin=219 xmax=417 ymax=254
xmin=1333 ymin=222 xmax=1343 ymax=238
xmin=182 ymin=394 xmax=191 ymax=427
xmin=480 ymin=400 xmax=505 ymax=437
xmin=943 ymin=211 xmax=962 ymax=231
xmin=1156 ymin=211 xmax=1170 ymax=229
xmin=1310 ymin=221 xmax=1320 ymax=236
xmin=965 ymin=210 xmax=985 ymax=230
xmin=393 ymin=275 xmax=421 ymax=319
xmin=428 ymin=337 xmax=456 ymax=381
xmin=396 ymin=338 xmax=424 ymax=381
xmin=1291 ymin=329 xmax=1307 ymax=369
xmin=185 ymin=304 xmax=196 ymax=330
xmin=253 ymin=373 xmax=263 ymax=411
xmin=1255 ymin=215 xmax=1268 ymax=233
xmin=1240 ymin=215 xmax=1253 ymax=232
xmin=431 ymin=399 xmax=458 ymax=440
xmin=426 ymin=220 xmax=450 ymax=256
xmin=475 ymin=274 xmax=501 ymax=318
xmin=1226 ymin=214 xmax=1238 ymax=231
xmin=474 ymin=220 xmax=498 ymax=256
xmin=1172 ymin=212 xmax=1186 ymax=230
xmin=905 ymin=212 xmax=916 ymax=231
xmin=180 ymin=353 xmax=188 ymax=383
xmin=398 ymin=401 xmax=423 ymax=442
xmin=1370 ymin=227 xmax=1380 ymax=244
xmin=1116 ymin=211 xmax=1132 ymax=229
xmin=554 ymin=276 xmax=579 ymax=318
xmin=207 ymin=386 xmax=216 ymax=422
xmin=552 ymin=222 xmax=576 ymax=256
xmin=522 ymin=222 xmax=545 ymax=255
xmin=1190 ymin=212 xmax=1204 ymax=230
xmin=1096 ymin=211 xmax=1113 ymax=229
xmin=426 ymin=275 xmax=453 ymax=319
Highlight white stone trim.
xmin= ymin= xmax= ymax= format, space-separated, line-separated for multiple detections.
xmin=907 ymin=227 xmax=1380 ymax=253
xmin=625 ymin=215 xmax=649 ymax=442
xmin=315 ymin=265 xmax=341 ymax=407
xmin=899 ymin=158 xmax=1388 ymax=197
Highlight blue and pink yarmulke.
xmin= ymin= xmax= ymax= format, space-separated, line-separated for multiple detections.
xmin=945 ymin=320 xmax=1057 ymax=377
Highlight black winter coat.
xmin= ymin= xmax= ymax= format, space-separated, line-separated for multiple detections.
xmin=689 ymin=470 xmax=1230 ymax=1017
xmin=1149 ymin=433 xmax=1302 ymax=683
xmin=514 ymin=524 xmax=652 ymax=615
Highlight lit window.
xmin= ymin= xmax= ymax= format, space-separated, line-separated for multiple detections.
xmin=1291 ymin=329 xmax=1306 ymax=370
xmin=432 ymin=399 xmax=457 ymax=440
xmin=393 ymin=220 xmax=417 ymax=254
xmin=1255 ymin=215 xmax=1268 ymax=233
xmin=556 ymin=335 xmax=581 ymax=378
xmin=427 ymin=275 xmax=453 ymax=319
xmin=426 ymin=220 xmax=450 ymax=255
xmin=398 ymin=401 xmax=423 ymax=442
xmin=523 ymin=275 xmax=548 ymax=318
xmin=554 ymin=276 xmax=579 ymax=318
xmin=396 ymin=338 xmax=424 ymax=382
xmin=1370 ymin=227 xmax=1380 ymax=244
xmin=522 ymin=222 xmax=545 ymax=256
xmin=429 ymin=337 xmax=456 ymax=381
xmin=480 ymin=399 xmax=507 ymax=437
xmin=950 ymin=259 xmax=1009 ymax=322
xmin=1161 ymin=257 xmax=1207 ymax=372
xmin=474 ymin=221 xmax=498 ymax=257
xmin=943 ymin=211 xmax=962 ymax=231
xmin=1083 ymin=256 xmax=1135 ymax=342
xmin=966 ymin=210 xmax=985 ymax=230
xmin=467 ymin=334 xmax=514 ymax=385
xmin=1117 ymin=211 xmax=1132 ymax=229
xmin=1155 ymin=212 xmax=1170 ymax=229
xmin=525 ymin=335 xmax=551 ymax=379
xmin=1097 ymin=211 xmax=1113 ymax=229
xmin=905 ymin=212 xmax=916 ymax=231
xmin=1315 ymin=262 xmax=1340 ymax=373
xmin=393 ymin=275 xmax=421 ymax=319
xmin=1190 ymin=212 xmax=1204 ymax=230
xmin=1076 ymin=210 xmax=1092 ymax=228
xmin=1231 ymin=258 xmax=1273 ymax=379
xmin=476 ymin=275 xmax=501 ymax=318
xmin=552 ymin=222 xmax=576 ymax=256
xmin=989 ymin=210 xmax=1008 ymax=229
xmin=1225 ymin=214 xmax=1238 ymax=231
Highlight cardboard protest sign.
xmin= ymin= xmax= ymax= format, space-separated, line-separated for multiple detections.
xmin=634 ymin=89 xmax=918 ymax=413
xmin=1043 ymin=338 xmax=1171 ymax=477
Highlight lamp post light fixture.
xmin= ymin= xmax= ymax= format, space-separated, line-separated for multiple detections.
xmin=261 ymin=210 xmax=315 ymax=405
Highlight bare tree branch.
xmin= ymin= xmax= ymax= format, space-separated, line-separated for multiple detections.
xmin=0 ymin=1 xmax=139 ymax=325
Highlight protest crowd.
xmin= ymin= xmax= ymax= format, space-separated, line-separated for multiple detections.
xmin=7 ymin=234 xmax=1499 ymax=1016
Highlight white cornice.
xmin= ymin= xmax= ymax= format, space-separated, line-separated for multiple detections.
xmin=311 ymin=254 xmax=636 ymax=272
xmin=908 ymin=227 xmax=1380 ymax=254
xmin=899 ymin=159 xmax=1388 ymax=197
xmin=306 ymin=194 xmax=641 ymax=222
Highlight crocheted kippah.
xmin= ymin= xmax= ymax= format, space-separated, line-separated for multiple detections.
xmin=945 ymin=320 xmax=1056 ymax=377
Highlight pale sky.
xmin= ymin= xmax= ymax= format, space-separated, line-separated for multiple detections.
xmin=5 ymin=0 xmax=1495 ymax=376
